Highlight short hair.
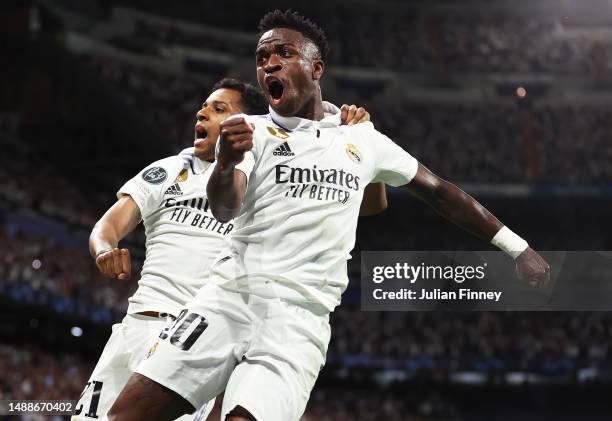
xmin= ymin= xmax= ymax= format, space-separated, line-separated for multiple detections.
xmin=211 ymin=78 xmax=268 ymax=115
xmin=258 ymin=9 xmax=330 ymax=63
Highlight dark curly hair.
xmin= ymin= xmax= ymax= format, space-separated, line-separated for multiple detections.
xmin=211 ymin=78 xmax=268 ymax=115
xmin=258 ymin=9 xmax=330 ymax=63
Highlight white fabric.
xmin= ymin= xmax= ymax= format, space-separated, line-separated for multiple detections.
xmin=117 ymin=150 xmax=236 ymax=315
xmin=208 ymin=108 xmax=419 ymax=311
xmin=135 ymin=283 xmax=329 ymax=421
xmin=72 ymin=314 xmax=214 ymax=421
xmin=321 ymin=100 xmax=341 ymax=116
xmin=491 ymin=225 xmax=529 ymax=259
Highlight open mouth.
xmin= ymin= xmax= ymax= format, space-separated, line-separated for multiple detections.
xmin=266 ymin=78 xmax=284 ymax=105
xmin=195 ymin=125 xmax=208 ymax=140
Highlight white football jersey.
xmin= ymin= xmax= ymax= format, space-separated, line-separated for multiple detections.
xmin=118 ymin=148 xmax=251 ymax=315
xmin=209 ymin=108 xmax=419 ymax=312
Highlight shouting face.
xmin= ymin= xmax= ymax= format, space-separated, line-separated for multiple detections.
xmin=256 ymin=27 xmax=324 ymax=118
xmin=193 ymin=88 xmax=243 ymax=160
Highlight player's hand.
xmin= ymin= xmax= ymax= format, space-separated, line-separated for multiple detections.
xmin=515 ymin=247 xmax=550 ymax=288
xmin=218 ymin=116 xmax=254 ymax=168
xmin=340 ymin=104 xmax=370 ymax=126
xmin=95 ymin=248 xmax=131 ymax=280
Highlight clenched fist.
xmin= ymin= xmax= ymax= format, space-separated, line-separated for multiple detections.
xmin=96 ymin=248 xmax=131 ymax=280
xmin=516 ymin=247 xmax=550 ymax=288
xmin=217 ymin=115 xmax=254 ymax=168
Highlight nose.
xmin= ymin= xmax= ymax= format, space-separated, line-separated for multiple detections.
xmin=196 ymin=108 xmax=209 ymax=121
xmin=264 ymin=54 xmax=282 ymax=73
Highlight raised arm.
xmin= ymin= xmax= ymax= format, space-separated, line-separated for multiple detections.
xmin=207 ymin=116 xmax=253 ymax=222
xmin=89 ymin=195 xmax=142 ymax=280
xmin=404 ymin=163 xmax=550 ymax=287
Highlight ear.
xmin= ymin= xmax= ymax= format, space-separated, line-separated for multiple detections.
xmin=312 ymin=59 xmax=324 ymax=81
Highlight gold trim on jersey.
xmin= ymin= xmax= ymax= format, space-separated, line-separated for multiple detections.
xmin=267 ymin=126 xmax=290 ymax=140
xmin=174 ymin=169 xmax=189 ymax=183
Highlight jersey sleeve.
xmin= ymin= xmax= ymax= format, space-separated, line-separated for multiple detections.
xmin=364 ymin=123 xmax=419 ymax=186
xmin=117 ymin=158 xmax=177 ymax=218
xmin=235 ymin=151 xmax=256 ymax=181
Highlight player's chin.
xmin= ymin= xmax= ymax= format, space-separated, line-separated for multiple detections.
xmin=269 ymin=97 xmax=296 ymax=116
xmin=193 ymin=139 xmax=212 ymax=158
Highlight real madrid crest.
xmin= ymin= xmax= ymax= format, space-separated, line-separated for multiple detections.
xmin=346 ymin=143 xmax=363 ymax=164
xmin=267 ymin=126 xmax=290 ymax=140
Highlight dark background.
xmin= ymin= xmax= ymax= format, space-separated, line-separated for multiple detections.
xmin=1 ymin=0 xmax=612 ymax=419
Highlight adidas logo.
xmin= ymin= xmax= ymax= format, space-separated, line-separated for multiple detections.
xmin=164 ymin=183 xmax=183 ymax=196
xmin=273 ymin=142 xmax=295 ymax=157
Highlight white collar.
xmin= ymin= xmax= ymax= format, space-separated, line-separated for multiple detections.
xmin=268 ymin=103 xmax=341 ymax=132
xmin=178 ymin=147 xmax=213 ymax=175
xmin=192 ymin=156 xmax=213 ymax=174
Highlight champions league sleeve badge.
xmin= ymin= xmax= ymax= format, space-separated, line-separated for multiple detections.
xmin=142 ymin=167 xmax=168 ymax=184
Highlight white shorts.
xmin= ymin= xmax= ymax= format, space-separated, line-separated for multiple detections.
xmin=72 ymin=313 xmax=214 ymax=421
xmin=135 ymin=283 xmax=331 ymax=421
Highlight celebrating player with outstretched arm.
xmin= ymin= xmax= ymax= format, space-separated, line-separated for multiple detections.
xmin=108 ymin=10 xmax=550 ymax=421
xmin=76 ymin=77 xmax=380 ymax=421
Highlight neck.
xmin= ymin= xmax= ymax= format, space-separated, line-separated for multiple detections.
xmin=194 ymin=149 xmax=215 ymax=163
xmin=200 ymin=154 xmax=215 ymax=163
xmin=294 ymin=88 xmax=324 ymax=121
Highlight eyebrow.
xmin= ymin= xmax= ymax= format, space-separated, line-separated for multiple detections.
xmin=202 ymin=100 xmax=229 ymax=108
xmin=255 ymin=42 xmax=298 ymax=55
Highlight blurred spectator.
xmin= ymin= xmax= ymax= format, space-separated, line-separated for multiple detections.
xmin=0 ymin=225 xmax=138 ymax=323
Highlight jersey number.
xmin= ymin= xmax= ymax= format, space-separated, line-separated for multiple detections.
xmin=74 ymin=380 xmax=103 ymax=418
xmin=159 ymin=309 xmax=208 ymax=351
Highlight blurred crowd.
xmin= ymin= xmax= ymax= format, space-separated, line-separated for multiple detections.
xmin=328 ymin=310 xmax=612 ymax=374
xmin=116 ymin=6 xmax=612 ymax=76
xmin=304 ymin=387 xmax=455 ymax=421
xmin=2 ymin=220 xmax=611 ymax=375
xmin=0 ymin=156 xmax=101 ymax=228
xmin=84 ymin=54 xmax=213 ymax=150
xmin=0 ymin=224 xmax=136 ymax=324
xmin=0 ymin=342 xmax=452 ymax=421
xmin=372 ymin=101 xmax=612 ymax=184
xmin=80 ymin=51 xmax=612 ymax=184
xmin=432 ymin=15 xmax=611 ymax=76
xmin=0 ymin=343 xmax=91 ymax=401
xmin=0 ymin=343 xmax=92 ymax=421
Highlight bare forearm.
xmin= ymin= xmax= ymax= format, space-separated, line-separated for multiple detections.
xmin=89 ymin=196 xmax=141 ymax=258
xmin=89 ymin=222 xmax=120 ymax=258
xmin=405 ymin=164 xmax=502 ymax=241
xmin=207 ymin=164 xmax=246 ymax=223
xmin=428 ymin=180 xmax=502 ymax=241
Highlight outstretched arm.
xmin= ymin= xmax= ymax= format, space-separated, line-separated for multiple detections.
xmin=89 ymin=195 xmax=141 ymax=280
xmin=403 ymin=163 xmax=550 ymax=287
xmin=207 ymin=116 xmax=252 ymax=222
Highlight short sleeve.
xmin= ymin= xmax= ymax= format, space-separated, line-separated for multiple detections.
xmin=117 ymin=159 xmax=176 ymax=218
xmin=235 ymin=151 xmax=255 ymax=182
xmin=365 ymin=124 xmax=419 ymax=186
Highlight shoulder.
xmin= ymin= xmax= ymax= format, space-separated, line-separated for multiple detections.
xmin=337 ymin=121 xmax=381 ymax=147
xmin=344 ymin=121 xmax=376 ymax=136
xmin=137 ymin=155 xmax=184 ymax=185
